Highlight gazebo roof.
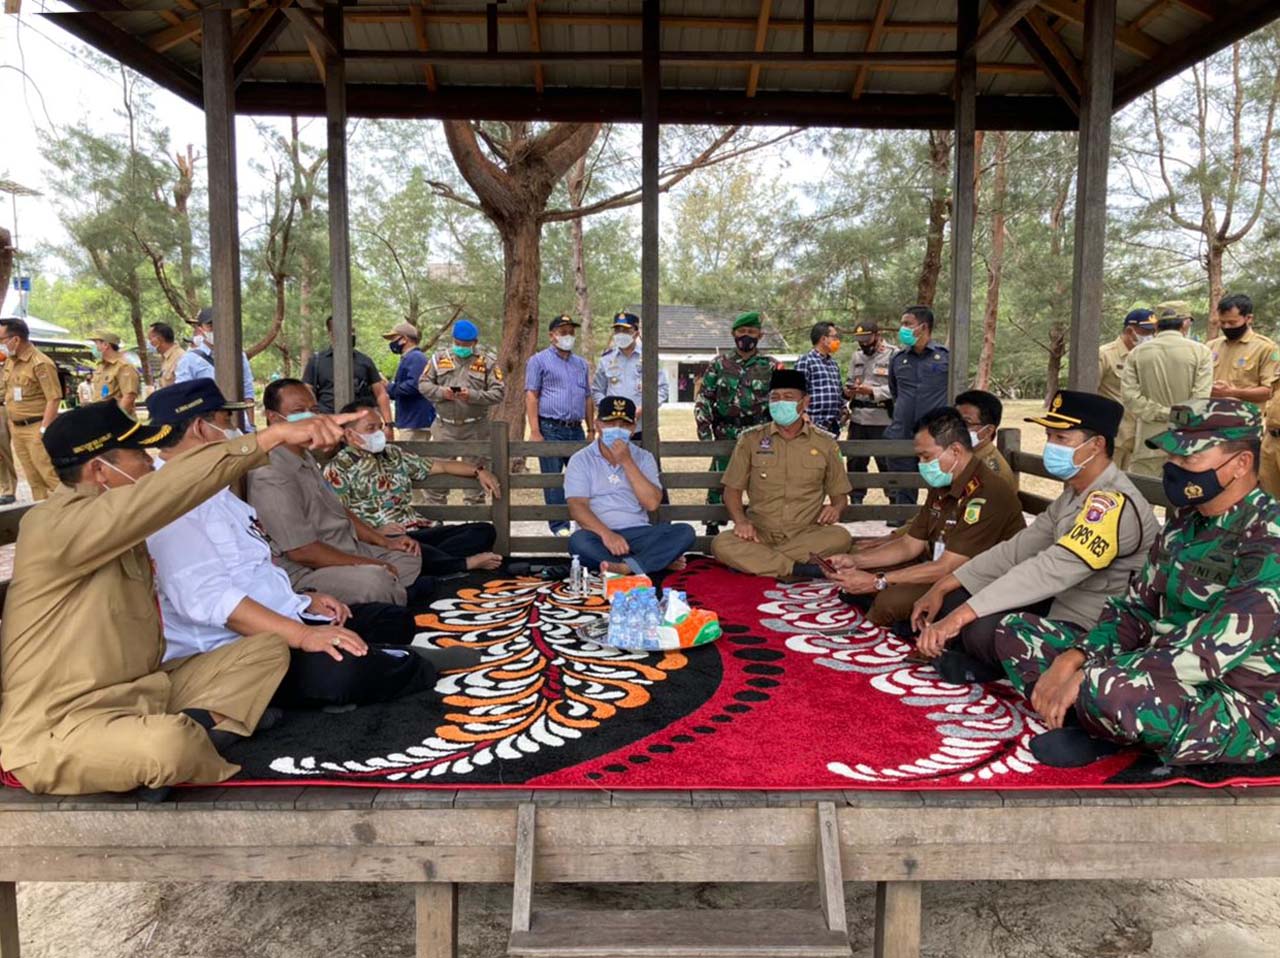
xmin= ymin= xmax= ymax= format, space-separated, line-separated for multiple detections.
xmin=47 ymin=1 xmax=1279 ymax=130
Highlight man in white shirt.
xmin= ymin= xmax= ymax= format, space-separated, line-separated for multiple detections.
xmin=144 ymin=380 xmax=474 ymax=708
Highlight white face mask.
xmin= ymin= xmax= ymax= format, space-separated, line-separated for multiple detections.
xmin=222 ymin=427 xmax=244 ymax=440
xmin=968 ymin=430 xmax=983 ymax=448
xmin=356 ymin=430 xmax=387 ymax=454
xmin=555 ymin=335 xmax=575 ymax=352
xmin=1137 ymin=333 xmax=1153 ymax=344
xmin=613 ymin=332 xmax=635 ymax=350
xmin=94 ymin=456 xmax=138 ymax=489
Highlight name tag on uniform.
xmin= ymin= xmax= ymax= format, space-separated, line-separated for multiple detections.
xmin=12 ymin=388 xmax=20 ymax=401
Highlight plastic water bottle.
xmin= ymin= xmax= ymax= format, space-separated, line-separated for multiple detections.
xmin=569 ymin=556 xmax=581 ymax=596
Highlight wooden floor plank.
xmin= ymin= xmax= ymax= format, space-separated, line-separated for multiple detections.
xmin=0 ymin=789 xmax=62 ymax=812
xmin=529 ymin=790 xmax=613 ymax=807
xmin=372 ymin=789 xmax=457 ymax=808
xmin=765 ymin=791 xmax=848 ymax=807
xmin=0 ymin=881 xmax=18 ymax=958
xmin=295 ymin=787 xmax=379 ymax=810
xmin=996 ymin=790 xmax=1082 ymax=807
xmin=213 ymin=787 xmax=304 ymax=810
xmin=453 ymin=789 xmax=533 ymax=807
xmin=918 ymin=790 xmax=1003 ymax=808
xmin=610 ymin=790 xmax=693 ymax=807
xmin=842 ymin=790 xmax=924 ymax=808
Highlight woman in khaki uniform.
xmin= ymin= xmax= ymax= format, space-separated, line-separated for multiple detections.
xmin=0 ymin=318 xmax=63 ymax=500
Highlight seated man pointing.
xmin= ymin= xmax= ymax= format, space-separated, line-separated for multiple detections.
xmin=566 ymin=396 xmax=694 ymax=575
xmin=712 ymin=368 xmax=852 ymax=579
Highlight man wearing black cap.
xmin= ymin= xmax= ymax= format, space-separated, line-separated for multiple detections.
xmin=0 ymin=399 xmax=359 ymax=795
xmin=912 ymin=390 xmax=1159 ymax=684
xmin=591 ymin=311 xmax=670 ymax=443
xmin=564 ymin=396 xmax=694 ymax=574
xmin=843 ymin=320 xmax=896 ymax=503
xmin=525 ymin=314 xmax=593 ymax=536
xmin=712 ymin=368 xmax=852 ymax=579
xmin=1098 ymin=307 xmax=1155 ymax=470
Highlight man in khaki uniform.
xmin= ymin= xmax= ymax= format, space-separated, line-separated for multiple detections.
xmin=89 ymin=331 xmax=141 ymax=416
xmin=0 ymin=361 xmax=18 ymax=504
xmin=825 ymin=406 xmax=1024 ymax=631
xmin=417 ymin=318 xmax=505 ymax=506
xmin=148 ymin=321 xmax=186 ymax=389
xmin=712 ymin=369 xmax=852 ymax=578
xmin=1099 ymin=308 xmax=1155 ymax=469
xmin=954 ymin=388 xmax=1017 ymax=488
xmin=0 ymin=318 xmax=62 ymax=500
xmin=1120 ymin=301 xmax=1212 ymax=478
xmin=0 ymin=402 xmax=356 ymax=796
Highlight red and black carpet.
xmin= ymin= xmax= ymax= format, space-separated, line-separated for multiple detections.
xmin=220 ymin=557 xmax=1280 ymax=791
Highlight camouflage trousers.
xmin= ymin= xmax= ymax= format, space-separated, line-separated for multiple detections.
xmin=995 ymin=612 xmax=1280 ymax=766
xmin=707 ymin=454 xmax=731 ymax=506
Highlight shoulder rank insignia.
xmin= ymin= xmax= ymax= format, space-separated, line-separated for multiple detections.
xmin=493 ymin=364 xmax=503 ymax=381
xmin=470 ymin=357 xmax=487 ymax=373
xmin=962 ymin=476 xmax=982 ymax=498
xmin=436 ymin=354 xmax=455 ymax=371
xmin=1058 ymin=490 xmax=1126 ymax=570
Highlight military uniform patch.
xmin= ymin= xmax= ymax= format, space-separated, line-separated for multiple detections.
xmin=1058 ymin=490 xmax=1127 ymax=570
xmin=963 ymin=498 xmax=985 ymax=525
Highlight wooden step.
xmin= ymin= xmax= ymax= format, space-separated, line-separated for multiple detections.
xmin=508 ymin=908 xmax=852 ymax=958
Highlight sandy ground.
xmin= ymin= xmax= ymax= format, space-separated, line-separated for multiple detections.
xmin=15 ymin=402 xmax=1276 ymax=956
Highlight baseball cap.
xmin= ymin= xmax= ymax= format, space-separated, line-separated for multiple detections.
xmin=90 ymin=331 xmax=121 ymax=346
xmin=548 ymin=314 xmax=580 ymax=331
xmin=1123 ymin=308 xmax=1155 ymax=328
xmin=1145 ymin=398 xmax=1262 ymax=456
xmin=1155 ymin=300 xmax=1193 ymax=325
xmin=381 ymin=322 xmax=419 ymax=341
xmin=43 ymin=401 xmax=171 ymax=468
xmin=145 ymin=379 xmax=252 ymax=426
xmin=1026 ymin=389 xmax=1124 ymax=439
xmin=612 ymin=312 xmax=640 ymax=330
xmin=597 ymin=395 xmax=637 ymax=423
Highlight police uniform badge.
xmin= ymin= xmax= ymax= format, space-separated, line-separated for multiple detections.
xmin=963 ymin=498 xmax=985 ymax=525
xmin=1059 ymin=491 xmax=1126 ymax=570
xmin=436 ymin=353 xmax=455 ymax=371
xmin=759 ymin=435 xmax=772 ymax=451
xmin=1183 ymin=482 xmax=1203 ymax=500
xmin=1051 ymin=393 xmax=1064 ymax=413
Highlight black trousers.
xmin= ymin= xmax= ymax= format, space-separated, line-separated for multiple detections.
xmin=272 ymin=601 xmax=433 ymax=708
xmin=885 ymin=454 xmax=921 ymax=507
xmin=846 ymin=421 xmax=889 ymax=505
xmin=940 ymin=587 xmax=1054 ymax=666
xmin=407 ymin=522 xmax=498 ymax=575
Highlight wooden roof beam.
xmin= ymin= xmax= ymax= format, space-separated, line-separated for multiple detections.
xmin=527 ymin=0 xmax=544 ymax=94
xmin=283 ymin=6 xmax=339 ymax=61
xmin=408 ymin=1 xmax=438 ymax=92
xmin=744 ymin=0 xmax=773 ymax=98
xmin=234 ymin=5 xmax=294 ymax=86
xmin=967 ymin=0 xmax=1041 ymax=57
xmin=1170 ymin=0 xmax=1214 ymax=20
xmin=1037 ymin=0 xmax=1160 ymax=58
xmin=1023 ymin=7 xmax=1084 ymax=91
xmin=1130 ymin=0 xmax=1171 ymax=31
xmin=1011 ymin=17 xmax=1080 ymax=114
xmin=850 ymin=0 xmax=891 ymax=100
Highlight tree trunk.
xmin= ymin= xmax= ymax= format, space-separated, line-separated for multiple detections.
xmin=976 ymin=132 xmax=1007 ymax=391
xmin=1044 ymin=323 xmax=1067 ymax=405
xmin=1206 ymin=243 xmax=1225 ymax=339
xmin=916 ymin=130 xmax=951 ymax=306
xmin=248 ymin=275 xmax=288 ymax=360
xmin=495 ymin=216 xmax=545 ymax=440
xmin=568 ymin=154 xmax=596 ymax=370
xmin=127 ymin=271 xmax=151 ymax=386
xmin=0 ymin=227 xmax=11 ymax=303
xmin=174 ymin=145 xmax=199 ymax=319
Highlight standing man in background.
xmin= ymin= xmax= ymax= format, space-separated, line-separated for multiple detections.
xmin=884 ymin=306 xmax=949 ymax=510
xmin=0 ymin=319 xmax=61 ymax=500
xmin=795 ymin=321 xmax=843 ymax=436
xmin=694 ymin=311 xmax=777 ymax=536
xmin=148 ymin=323 xmax=186 ymax=389
xmin=591 ymin=311 xmax=669 ymax=445
xmin=303 ymin=315 xmax=394 ymax=432
xmin=1121 ymin=300 xmax=1213 ymax=478
xmin=1208 ymin=293 xmax=1277 ymax=406
xmin=843 ymin=320 xmax=895 ymax=506
xmin=525 ymin=314 xmax=593 ymax=537
xmin=418 ymin=318 xmax=505 ymax=507
xmin=175 ymin=308 xmax=257 ymax=428
xmin=1098 ymin=308 xmax=1155 ymax=470
xmin=89 ymin=332 xmax=140 ymax=416
xmin=381 ymin=321 xmax=435 ymax=443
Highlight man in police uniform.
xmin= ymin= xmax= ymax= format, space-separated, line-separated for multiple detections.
xmin=0 ymin=401 xmax=358 ymax=795
xmin=89 ymin=331 xmax=141 ymax=416
xmin=712 ymin=369 xmax=852 ymax=579
xmin=694 ymin=310 xmax=777 ymax=532
xmin=417 ymin=318 xmax=505 ymax=506
xmin=885 ymin=306 xmax=949 ymax=508
xmin=592 ymin=311 xmax=669 ymax=444
xmin=1098 ymin=308 xmax=1155 ymax=469
xmin=1121 ymin=300 xmax=1213 ymax=478
xmin=843 ymin=320 xmax=896 ymax=504
xmin=912 ymin=391 xmax=1159 ymax=684
xmin=825 ymin=407 xmax=1023 ymax=631
xmin=996 ymin=399 xmax=1280 ymax=769
xmin=0 ymin=318 xmax=62 ymax=500
xmin=954 ymin=389 xmax=1016 ymax=488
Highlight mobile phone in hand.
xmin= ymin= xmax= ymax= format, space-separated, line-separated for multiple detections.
xmin=809 ymin=552 xmax=838 ymax=575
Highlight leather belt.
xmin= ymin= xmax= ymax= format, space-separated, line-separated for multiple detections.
xmin=437 ymin=416 xmax=485 ymax=425
xmin=10 ymin=416 xmax=42 ymax=427
xmin=539 ymin=417 xmax=582 ymax=428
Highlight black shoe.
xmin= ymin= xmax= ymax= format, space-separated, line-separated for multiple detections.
xmin=1029 ymin=728 xmax=1122 ymax=768
xmin=182 ymin=708 xmax=239 ymax=751
xmin=790 ymin=563 xmax=824 ymax=580
xmin=135 ymin=785 xmax=172 ymax=804
xmin=705 ymin=523 xmax=721 ymax=537
xmin=935 ymin=649 xmax=1004 ymax=684
xmin=257 ymin=706 xmax=285 ymax=732
xmin=413 ymin=645 xmax=485 ymax=672
xmin=0 ymin=495 xmax=15 ymax=506
xmin=889 ymin=620 xmax=915 ymax=640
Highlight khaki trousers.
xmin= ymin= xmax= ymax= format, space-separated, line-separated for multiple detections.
xmin=1126 ymin=453 xmax=1163 ymax=479
xmin=14 ymin=633 xmax=289 ymax=795
xmin=0 ymin=409 xmax=17 ymax=497
xmin=1261 ymin=434 xmax=1280 ymax=499
xmin=289 ymin=543 xmax=421 ymax=606
xmin=424 ymin=418 xmax=490 ymax=506
xmin=11 ymin=419 xmax=58 ymax=500
xmin=712 ymin=523 xmax=852 ymax=578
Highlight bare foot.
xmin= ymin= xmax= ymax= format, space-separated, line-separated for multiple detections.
xmin=666 ymin=556 xmax=688 ymax=571
xmin=465 ymin=552 xmax=503 ymax=571
xmin=600 ymin=561 xmax=632 ymax=575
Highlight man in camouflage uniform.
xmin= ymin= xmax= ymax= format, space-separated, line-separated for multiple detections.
xmin=995 ymin=398 xmax=1280 ymax=769
xmin=694 ymin=311 xmax=776 ymax=533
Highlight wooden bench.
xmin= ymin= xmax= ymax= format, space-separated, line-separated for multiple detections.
xmin=0 ymin=784 xmax=1274 ymax=958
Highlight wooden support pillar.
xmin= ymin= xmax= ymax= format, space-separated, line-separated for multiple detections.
xmin=490 ymin=423 xmax=512 ymax=556
xmin=325 ymin=0 xmax=355 ymax=412
xmin=873 ymin=881 xmax=922 ymax=958
xmin=1068 ymin=0 xmax=1116 ymax=393
xmin=639 ymin=0 xmax=660 ymax=457
xmin=0 ymin=881 xmax=17 ymax=958
xmin=415 ymin=882 xmax=458 ymax=958
xmin=201 ymin=6 xmax=245 ymax=405
xmin=947 ymin=0 xmax=978 ymax=400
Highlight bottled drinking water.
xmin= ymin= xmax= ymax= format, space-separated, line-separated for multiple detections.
xmin=569 ymin=556 xmax=582 ymax=596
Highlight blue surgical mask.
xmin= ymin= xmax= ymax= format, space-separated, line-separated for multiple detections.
xmin=452 ymin=345 xmax=474 ymax=359
xmin=601 ymin=426 xmax=631 ymax=446
xmin=1043 ymin=439 xmax=1095 ymax=480
xmin=898 ymin=326 xmax=918 ymax=348
xmin=917 ymin=449 xmax=955 ymax=488
xmin=769 ymin=400 xmax=801 ymax=427
xmin=285 ymin=411 xmax=316 ymax=423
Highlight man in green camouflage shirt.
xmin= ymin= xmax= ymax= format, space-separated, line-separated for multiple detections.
xmin=994 ymin=398 xmax=1280 ymax=769
xmin=694 ymin=311 xmax=777 ymax=529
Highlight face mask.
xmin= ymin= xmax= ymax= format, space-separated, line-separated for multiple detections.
xmin=1222 ymin=325 xmax=1248 ymax=341
xmin=94 ymin=456 xmax=138 ymax=489
xmin=1162 ymin=455 xmax=1240 ymax=508
xmin=769 ymin=400 xmax=801 ymax=427
xmin=285 ymin=411 xmax=316 ymax=423
xmin=898 ymin=327 xmax=917 ymax=348
xmin=222 ymin=427 xmax=244 ymax=440
xmin=917 ymin=449 xmax=954 ymax=488
xmin=1043 ymin=439 xmax=1096 ymax=480
xmin=968 ymin=430 xmax=984 ymax=448
xmin=613 ymin=333 xmax=635 ymax=350
xmin=860 ymin=342 xmax=876 ymax=355
xmin=1136 ymin=333 xmax=1154 ymax=344
xmin=825 ymin=338 xmax=842 ymax=354
xmin=452 ymin=345 xmax=474 ymax=359
xmin=90 ymin=344 xmax=102 ymax=360
xmin=735 ymin=335 xmax=759 ymax=353
xmin=389 ymin=340 xmax=405 ymax=355
xmin=601 ymin=426 xmax=631 ymax=446
xmin=356 ymin=430 xmax=387 ymax=454
xmin=555 ymin=335 xmax=575 ymax=352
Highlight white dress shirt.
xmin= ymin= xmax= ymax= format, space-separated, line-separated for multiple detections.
xmin=147 ymin=457 xmax=309 ymax=662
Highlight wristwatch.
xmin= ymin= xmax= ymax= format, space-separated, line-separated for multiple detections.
xmin=875 ymin=573 xmax=888 ymax=591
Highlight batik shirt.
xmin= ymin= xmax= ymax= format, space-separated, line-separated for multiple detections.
xmin=323 ymin=443 xmax=436 ymax=529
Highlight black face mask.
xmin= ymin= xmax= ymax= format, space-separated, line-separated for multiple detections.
xmin=859 ymin=342 xmax=876 ymax=355
xmin=1162 ymin=454 xmax=1240 ymax=508
xmin=1222 ymin=324 xmax=1248 ymax=341
xmin=735 ymin=335 xmax=759 ymax=352
xmin=389 ymin=340 xmax=404 ymax=355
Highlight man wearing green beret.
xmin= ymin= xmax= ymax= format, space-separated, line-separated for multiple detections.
xmin=995 ymin=398 xmax=1280 ymax=769
xmin=694 ymin=311 xmax=778 ymax=534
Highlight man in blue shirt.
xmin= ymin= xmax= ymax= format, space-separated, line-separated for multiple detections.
xmin=795 ymin=321 xmax=844 ymax=436
xmin=565 ymin=396 xmax=694 ymax=574
xmin=885 ymin=306 xmax=950 ymax=509
xmin=591 ymin=311 xmax=670 ymax=444
xmin=175 ymin=307 xmax=257 ymax=428
xmin=380 ymin=321 xmax=435 ymax=442
xmin=525 ymin=314 xmax=593 ymax=536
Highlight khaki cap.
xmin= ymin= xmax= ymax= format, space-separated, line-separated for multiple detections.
xmin=90 ymin=331 xmax=121 ymax=346
xmin=381 ymin=322 xmax=419 ymax=341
